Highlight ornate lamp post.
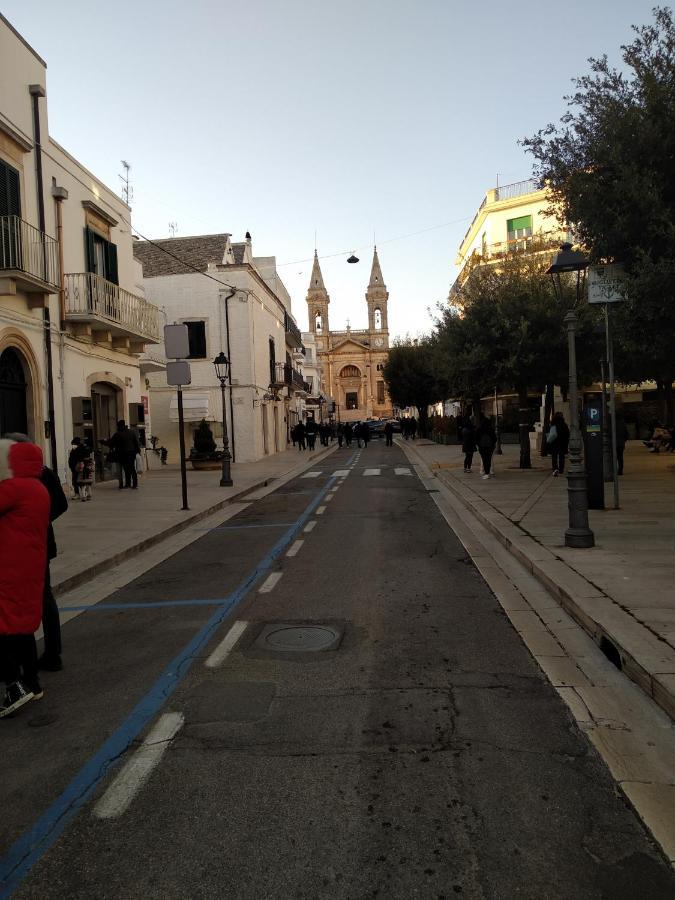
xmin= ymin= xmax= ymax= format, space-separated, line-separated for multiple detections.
xmin=213 ymin=352 xmax=233 ymax=487
xmin=546 ymin=243 xmax=594 ymax=548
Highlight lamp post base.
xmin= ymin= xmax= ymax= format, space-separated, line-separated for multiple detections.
xmin=220 ymin=455 xmax=233 ymax=488
xmin=565 ymin=469 xmax=595 ymax=548
xmin=220 ymin=477 xmax=233 ymax=487
xmin=564 ymin=527 xmax=595 ymax=548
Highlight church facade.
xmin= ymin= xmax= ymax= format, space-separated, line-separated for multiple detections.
xmin=306 ymin=248 xmax=393 ymax=422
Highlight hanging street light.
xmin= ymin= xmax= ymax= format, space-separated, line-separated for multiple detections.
xmin=213 ymin=352 xmax=233 ymax=487
xmin=546 ymin=243 xmax=594 ymax=548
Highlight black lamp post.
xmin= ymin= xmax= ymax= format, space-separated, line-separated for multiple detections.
xmin=213 ymin=352 xmax=233 ymax=487
xmin=546 ymin=243 xmax=594 ymax=548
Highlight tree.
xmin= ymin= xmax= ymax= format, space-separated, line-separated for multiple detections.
xmin=523 ymin=6 xmax=675 ymax=422
xmin=383 ymin=338 xmax=446 ymax=436
xmin=436 ymin=250 xmax=600 ymax=467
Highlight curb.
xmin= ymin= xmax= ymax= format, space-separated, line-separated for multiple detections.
xmin=53 ymin=444 xmax=337 ymax=598
xmin=399 ymin=439 xmax=675 ymax=723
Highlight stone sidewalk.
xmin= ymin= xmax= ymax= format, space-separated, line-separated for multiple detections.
xmin=400 ymin=437 xmax=675 ymax=721
xmin=51 ymin=444 xmax=335 ymax=595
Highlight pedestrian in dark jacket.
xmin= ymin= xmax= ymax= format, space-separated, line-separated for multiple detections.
xmin=306 ymin=418 xmax=317 ymax=451
xmin=410 ymin=418 xmax=418 ymax=440
xmin=546 ymin=412 xmax=570 ymax=476
xmin=107 ymin=421 xmax=141 ymax=489
xmin=0 ymin=439 xmax=50 ymax=717
xmin=344 ymin=423 xmax=353 ymax=446
xmin=475 ymin=416 xmax=497 ymax=479
xmin=3 ymin=433 xmax=68 ymax=672
xmin=295 ymin=422 xmax=306 ymax=451
xmin=615 ymin=415 xmax=629 ymax=475
xmin=461 ymin=419 xmax=477 ymax=473
xmin=337 ymin=424 xmax=345 ymax=448
xmin=68 ymin=437 xmax=89 ymax=496
xmin=384 ymin=421 xmax=394 ymax=447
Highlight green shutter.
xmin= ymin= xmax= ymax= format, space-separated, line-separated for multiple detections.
xmin=84 ymin=227 xmax=96 ymax=273
xmin=105 ymin=240 xmax=119 ymax=285
xmin=507 ymin=215 xmax=532 ymax=233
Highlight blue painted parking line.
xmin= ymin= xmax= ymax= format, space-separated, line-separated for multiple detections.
xmin=0 ymin=475 xmax=336 ymax=898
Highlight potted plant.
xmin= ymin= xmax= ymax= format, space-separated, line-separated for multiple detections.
xmin=189 ymin=419 xmax=223 ymax=471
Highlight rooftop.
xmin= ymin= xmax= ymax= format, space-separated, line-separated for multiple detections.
xmin=133 ymin=234 xmax=247 ymax=277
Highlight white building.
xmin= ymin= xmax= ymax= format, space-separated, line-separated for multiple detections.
xmin=133 ymin=232 xmax=307 ymax=463
xmin=0 ymin=14 xmax=160 ymax=483
xmin=300 ymin=331 xmax=327 ymax=421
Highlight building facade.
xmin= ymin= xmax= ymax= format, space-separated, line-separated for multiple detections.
xmin=306 ymin=248 xmax=392 ymax=422
xmin=133 ymin=232 xmax=307 ymax=464
xmin=0 ymin=14 xmax=160 ymax=483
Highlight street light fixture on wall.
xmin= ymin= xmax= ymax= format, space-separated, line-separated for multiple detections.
xmin=213 ymin=352 xmax=233 ymax=487
xmin=546 ymin=243 xmax=594 ymax=548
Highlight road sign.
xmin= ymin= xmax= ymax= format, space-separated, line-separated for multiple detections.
xmin=166 ymin=361 xmax=191 ymax=386
xmin=164 ymin=323 xmax=190 ymax=359
xmin=588 ymin=264 xmax=626 ymax=304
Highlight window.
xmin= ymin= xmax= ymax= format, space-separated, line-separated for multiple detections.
xmin=185 ymin=321 xmax=207 ymax=359
xmin=506 ymin=215 xmax=532 ymax=250
xmin=0 ymin=160 xmax=21 ymax=218
xmin=305 ymin=348 xmax=312 ymax=362
xmin=340 ymin=365 xmax=360 ymax=378
xmin=374 ymin=308 xmax=382 ymax=330
xmin=84 ymin=226 xmax=118 ymax=284
xmin=315 ymin=311 xmax=322 ymax=332
xmin=346 ymin=392 xmax=358 ymax=410
xmin=377 ymin=380 xmax=385 ymax=403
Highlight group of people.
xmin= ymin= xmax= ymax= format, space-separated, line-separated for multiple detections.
xmin=401 ymin=417 xmax=418 ymax=440
xmin=291 ymin=419 xmax=378 ymax=451
xmin=460 ymin=414 xmax=498 ymax=479
xmin=1 ymin=434 xmax=67 ymax=719
xmin=644 ymin=421 xmax=675 ymax=454
xmin=67 ymin=420 xmax=143 ymax=499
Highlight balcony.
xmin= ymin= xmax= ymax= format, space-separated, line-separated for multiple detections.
xmin=452 ymin=232 xmax=564 ymax=294
xmin=64 ymin=272 xmax=160 ymax=346
xmin=271 ymin=361 xmax=292 ymax=387
xmin=0 ymin=215 xmax=60 ymax=297
xmin=284 ymin=311 xmax=303 ymax=349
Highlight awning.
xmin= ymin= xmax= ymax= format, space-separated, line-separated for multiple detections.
xmin=169 ymin=392 xmax=212 ymax=422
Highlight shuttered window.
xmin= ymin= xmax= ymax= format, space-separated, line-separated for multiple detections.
xmin=0 ymin=161 xmax=21 ymax=218
xmin=507 ymin=215 xmax=532 ymax=241
xmin=84 ymin=226 xmax=119 ymax=284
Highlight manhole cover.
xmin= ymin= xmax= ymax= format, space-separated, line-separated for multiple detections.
xmin=254 ymin=623 xmax=342 ymax=653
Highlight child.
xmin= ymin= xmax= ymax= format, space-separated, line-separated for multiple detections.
xmin=0 ymin=439 xmax=50 ymax=717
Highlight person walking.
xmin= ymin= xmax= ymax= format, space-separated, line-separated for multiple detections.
xmin=3 ymin=432 xmax=68 ymax=673
xmin=401 ymin=419 xmax=409 ymax=440
xmin=295 ymin=421 xmax=306 ymax=451
xmin=306 ymin=418 xmax=318 ymax=451
xmin=0 ymin=439 xmax=50 ymax=717
xmin=615 ymin=414 xmax=629 ymax=476
xmin=108 ymin=421 xmax=141 ymax=489
xmin=337 ymin=423 xmax=345 ymax=448
xmin=68 ymin=437 xmax=88 ymax=498
xmin=410 ymin=418 xmax=418 ymax=441
xmin=475 ymin=415 xmax=497 ymax=480
xmin=344 ymin=423 xmax=353 ymax=447
xmin=360 ymin=422 xmax=370 ymax=448
xmin=290 ymin=424 xmax=297 ymax=448
xmin=461 ymin=418 xmax=477 ymax=473
xmin=384 ymin=421 xmax=394 ymax=447
xmin=547 ymin=412 xmax=570 ymax=476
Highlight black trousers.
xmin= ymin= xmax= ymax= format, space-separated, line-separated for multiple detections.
xmin=307 ymin=435 xmax=316 ymax=450
xmin=121 ymin=452 xmax=137 ymax=488
xmin=464 ymin=451 xmax=474 ymax=469
xmin=0 ymin=633 xmax=38 ymax=690
xmin=551 ymin=450 xmax=566 ymax=474
xmin=617 ymin=445 xmax=625 ymax=475
xmin=338 ymin=436 xmax=343 ymax=447
xmin=479 ymin=448 xmax=493 ymax=475
xmin=43 ymin=562 xmax=62 ymax=661
xmin=386 ymin=435 xmax=393 ymax=446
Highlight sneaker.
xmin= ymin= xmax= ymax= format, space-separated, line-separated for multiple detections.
xmin=38 ymin=655 xmax=63 ymax=672
xmin=481 ymin=474 xmax=490 ymax=480
xmin=25 ymin=682 xmax=44 ymax=700
xmin=0 ymin=682 xmax=34 ymax=718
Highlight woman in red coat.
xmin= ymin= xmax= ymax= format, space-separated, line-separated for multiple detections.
xmin=0 ymin=439 xmax=50 ymax=718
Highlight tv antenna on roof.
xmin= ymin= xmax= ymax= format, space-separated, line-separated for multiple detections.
xmin=168 ymin=221 xmax=178 ymax=238
xmin=119 ymin=160 xmax=133 ymax=205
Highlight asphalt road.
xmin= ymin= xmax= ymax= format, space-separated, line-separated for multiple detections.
xmin=1 ymin=442 xmax=673 ymax=899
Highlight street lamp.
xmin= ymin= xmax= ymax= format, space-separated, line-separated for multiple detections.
xmin=546 ymin=243 xmax=594 ymax=548
xmin=213 ymin=352 xmax=233 ymax=487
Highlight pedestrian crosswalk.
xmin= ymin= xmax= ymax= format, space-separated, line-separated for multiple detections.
xmin=328 ymin=466 xmax=413 ymax=478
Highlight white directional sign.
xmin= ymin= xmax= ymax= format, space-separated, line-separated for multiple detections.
xmin=588 ymin=264 xmax=626 ymax=304
xmin=166 ymin=360 xmax=191 ymax=386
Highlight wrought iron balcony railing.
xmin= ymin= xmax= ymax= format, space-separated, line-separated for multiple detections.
xmin=284 ymin=311 xmax=303 ymax=349
xmin=271 ymin=361 xmax=292 ymax=387
xmin=0 ymin=215 xmax=59 ymax=293
xmin=64 ymin=272 xmax=160 ymax=344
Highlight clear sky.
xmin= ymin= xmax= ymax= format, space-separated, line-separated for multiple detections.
xmin=3 ymin=0 xmax=657 ymax=337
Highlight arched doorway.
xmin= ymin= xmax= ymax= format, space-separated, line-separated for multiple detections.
xmin=0 ymin=347 xmax=28 ymax=436
xmin=339 ymin=364 xmax=362 ymax=416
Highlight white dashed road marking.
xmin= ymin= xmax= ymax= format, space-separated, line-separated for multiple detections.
xmin=364 ymin=468 xmax=381 ymax=476
xmin=395 ymin=467 xmax=412 ymax=476
xmin=332 ymin=470 xmax=350 ymax=477
xmin=94 ymin=713 xmax=184 ymax=819
xmin=304 ymin=520 xmax=317 ymax=533
xmin=302 ymin=471 xmax=322 ymax=479
xmin=316 ymin=505 xmax=326 ymax=515
xmin=259 ymin=572 xmax=283 ymax=593
xmin=205 ymin=620 xmax=248 ymax=669
xmin=286 ymin=540 xmax=304 ymax=557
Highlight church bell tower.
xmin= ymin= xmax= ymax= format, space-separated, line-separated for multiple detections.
xmin=306 ymin=251 xmax=330 ymax=338
xmin=366 ymin=247 xmax=389 ymax=348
